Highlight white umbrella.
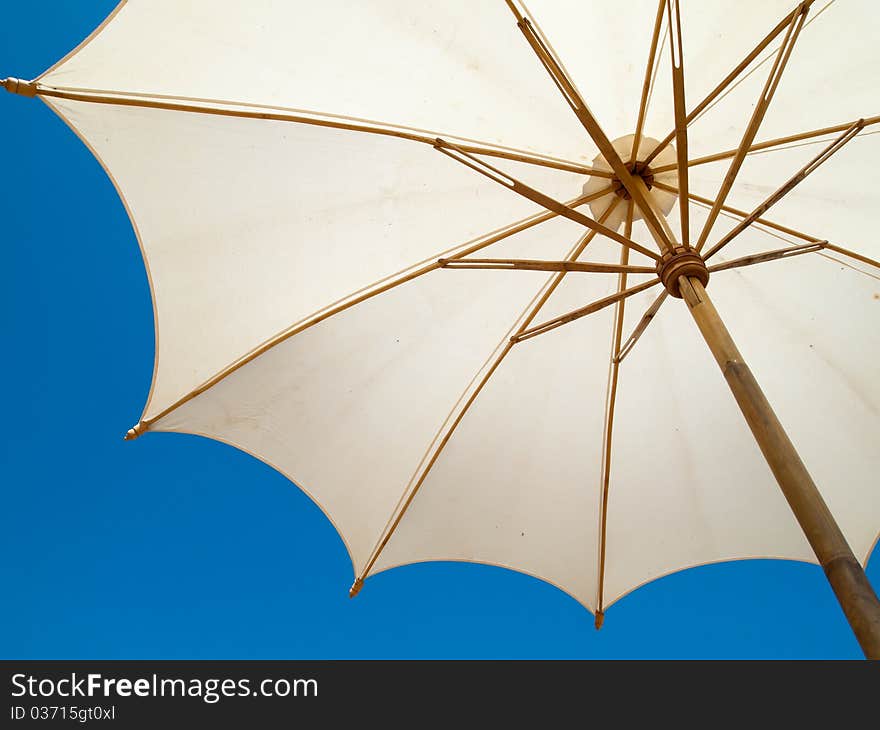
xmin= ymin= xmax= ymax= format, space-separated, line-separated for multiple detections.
xmin=5 ymin=0 xmax=879 ymax=655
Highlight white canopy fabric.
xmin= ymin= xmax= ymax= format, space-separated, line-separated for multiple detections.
xmin=28 ymin=0 xmax=880 ymax=613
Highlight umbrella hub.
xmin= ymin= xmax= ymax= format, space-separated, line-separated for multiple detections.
xmin=613 ymin=161 xmax=655 ymax=199
xmin=583 ymin=134 xmax=678 ymax=230
xmin=656 ymin=247 xmax=709 ymax=298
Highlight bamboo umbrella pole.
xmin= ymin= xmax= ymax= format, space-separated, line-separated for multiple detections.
xmin=678 ymin=275 xmax=880 ymax=658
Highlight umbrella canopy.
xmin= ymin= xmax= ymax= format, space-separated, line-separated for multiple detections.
xmin=5 ymin=0 xmax=879 ymax=648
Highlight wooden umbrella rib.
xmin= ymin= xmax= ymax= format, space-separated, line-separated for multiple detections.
xmin=581 ymin=183 xmax=622 ymax=205
xmin=651 ymin=114 xmax=880 ymax=175
xmin=615 ymin=290 xmax=669 ymax=365
xmin=667 ymin=0 xmax=690 ymax=247
xmin=630 ymin=0 xmax=668 ymax=163
xmin=642 ymin=1 xmax=815 ymax=167
xmin=595 ymin=201 xmax=636 ymax=624
xmin=512 ymin=278 xmax=661 ymax=344
xmin=694 ymin=5 xmax=809 ymax=252
xmin=434 ymin=138 xmax=661 ymax=261
xmin=458 ymin=144 xmax=612 ymax=177
xmin=823 ymin=243 xmax=880 ymax=272
xmin=355 ymin=197 xmax=624 ymax=586
xmin=504 ymin=8 xmax=674 ymax=253
xmin=702 ymin=121 xmax=863 ymax=260
xmin=23 ymin=82 xmax=610 ymax=177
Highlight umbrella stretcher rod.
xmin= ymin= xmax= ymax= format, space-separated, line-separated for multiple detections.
xmin=678 ymin=275 xmax=880 ymax=658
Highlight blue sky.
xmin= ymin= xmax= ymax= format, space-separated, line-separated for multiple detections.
xmin=0 ymin=1 xmax=874 ymax=659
